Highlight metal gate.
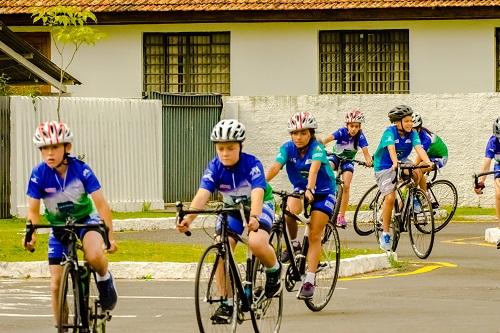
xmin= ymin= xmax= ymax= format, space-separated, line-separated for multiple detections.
xmin=147 ymin=92 xmax=222 ymax=203
xmin=0 ymin=96 xmax=10 ymax=218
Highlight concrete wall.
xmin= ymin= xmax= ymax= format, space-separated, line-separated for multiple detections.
xmin=223 ymin=93 xmax=499 ymax=207
xmin=12 ymin=19 xmax=500 ymax=97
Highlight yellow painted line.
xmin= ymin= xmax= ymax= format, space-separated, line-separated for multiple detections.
xmin=339 ymin=261 xmax=457 ymax=281
xmin=443 ymin=236 xmax=495 ymax=248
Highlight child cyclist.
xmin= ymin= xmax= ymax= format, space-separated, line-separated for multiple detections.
xmin=177 ymin=119 xmax=281 ymax=322
xmin=474 ymin=117 xmax=500 ymax=228
xmin=266 ymin=111 xmax=336 ymax=299
xmin=321 ymin=109 xmax=373 ymax=228
xmin=412 ymin=112 xmax=449 ymax=173
xmin=373 ymin=106 xmax=432 ymax=251
xmin=23 ymin=121 xmax=118 ymax=327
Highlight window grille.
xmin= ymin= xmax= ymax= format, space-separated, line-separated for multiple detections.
xmin=144 ymin=32 xmax=230 ymax=95
xmin=319 ymin=30 xmax=409 ymax=94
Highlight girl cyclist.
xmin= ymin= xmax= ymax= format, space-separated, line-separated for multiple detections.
xmin=474 ymin=117 xmax=500 ymax=228
xmin=177 ymin=119 xmax=281 ymax=322
xmin=373 ymin=106 xmax=432 ymax=251
xmin=322 ymin=109 xmax=373 ymax=228
xmin=266 ymin=111 xmax=336 ymax=299
xmin=412 ymin=112 xmax=449 ymax=172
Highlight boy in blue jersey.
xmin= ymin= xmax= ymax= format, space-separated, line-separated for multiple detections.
xmin=373 ymin=106 xmax=432 ymax=251
xmin=23 ymin=121 xmax=118 ymax=327
xmin=266 ymin=111 xmax=336 ymax=300
xmin=177 ymin=119 xmax=281 ymax=322
xmin=475 ymin=117 xmax=500 ymax=227
xmin=322 ymin=109 xmax=373 ymax=228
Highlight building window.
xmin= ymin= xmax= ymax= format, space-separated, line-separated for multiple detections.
xmin=319 ymin=30 xmax=409 ymax=94
xmin=143 ymin=32 xmax=230 ymax=95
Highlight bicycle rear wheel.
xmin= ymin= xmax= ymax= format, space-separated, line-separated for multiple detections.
xmin=305 ymin=222 xmax=340 ymax=312
xmin=427 ymin=180 xmax=458 ymax=232
xmin=409 ymin=188 xmax=435 ymax=259
xmin=373 ymin=194 xmax=400 ymax=252
xmin=58 ymin=263 xmax=82 ymax=333
xmin=195 ymin=244 xmax=238 ymax=333
xmin=331 ymin=183 xmax=343 ymax=223
xmin=251 ymin=230 xmax=283 ymax=333
xmin=353 ymin=185 xmax=379 ymax=236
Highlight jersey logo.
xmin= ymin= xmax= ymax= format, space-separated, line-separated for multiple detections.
xmin=250 ymin=166 xmax=262 ymax=180
xmin=305 ymin=159 xmax=312 ymax=165
xmin=202 ymin=172 xmax=214 ymax=182
xmin=394 ymin=139 xmax=399 ymax=144
xmin=45 ymin=187 xmax=57 ymax=193
xmin=30 ymin=176 xmax=38 ymax=184
xmin=83 ymin=169 xmax=92 ymax=178
xmin=290 ymin=158 xmax=297 ymax=163
xmin=219 ymin=184 xmax=231 ymax=190
xmin=405 ymin=139 xmax=411 ymax=144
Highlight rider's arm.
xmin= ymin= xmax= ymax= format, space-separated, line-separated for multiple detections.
xmin=414 ymin=145 xmax=432 ymax=166
xmin=387 ymin=144 xmax=398 ymax=170
xmin=361 ymin=146 xmax=372 ymax=166
xmin=307 ymin=160 xmax=321 ymax=193
xmin=91 ymin=189 xmax=117 ymax=252
xmin=182 ymin=188 xmax=212 ymax=226
xmin=479 ymin=157 xmax=492 ymax=183
xmin=321 ymin=134 xmax=334 ymax=146
xmin=266 ymin=162 xmax=283 ymax=182
xmin=248 ymin=187 xmax=264 ymax=232
xmin=25 ymin=197 xmax=40 ymax=251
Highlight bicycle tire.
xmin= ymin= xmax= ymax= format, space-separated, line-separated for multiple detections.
xmin=332 ymin=183 xmax=343 ymax=224
xmin=87 ymin=268 xmax=107 ymax=333
xmin=373 ymin=192 xmax=400 ymax=252
xmin=408 ymin=188 xmax=435 ymax=259
xmin=58 ymin=263 xmax=83 ymax=333
xmin=427 ymin=179 xmax=458 ymax=233
xmin=251 ymin=230 xmax=283 ymax=333
xmin=353 ymin=184 xmax=379 ymax=236
xmin=195 ymin=244 xmax=238 ymax=333
xmin=304 ymin=222 xmax=340 ymax=312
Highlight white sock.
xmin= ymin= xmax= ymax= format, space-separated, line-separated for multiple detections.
xmin=266 ymin=261 xmax=280 ymax=273
xmin=225 ymin=298 xmax=234 ymax=306
xmin=96 ymin=271 xmax=110 ymax=282
xmin=305 ymin=272 xmax=315 ymax=284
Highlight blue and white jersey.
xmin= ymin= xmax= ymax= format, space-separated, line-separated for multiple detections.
xmin=373 ymin=125 xmax=421 ymax=172
xmin=200 ymin=152 xmax=272 ymax=205
xmin=27 ymin=156 xmax=101 ymax=225
xmin=275 ymin=140 xmax=336 ymax=195
xmin=331 ymin=127 xmax=369 ymax=160
xmin=485 ymin=135 xmax=500 ymax=163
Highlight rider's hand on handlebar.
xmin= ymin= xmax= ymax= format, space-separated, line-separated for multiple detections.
xmin=305 ymin=188 xmax=315 ymax=203
xmin=106 ymin=238 xmax=118 ymax=254
xmin=23 ymin=233 xmax=36 ymax=252
xmin=177 ymin=217 xmax=192 ymax=234
xmin=474 ymin=181 xmax=485 ymax=195
xmin=247 ymin=216 xmax=259 ymax=232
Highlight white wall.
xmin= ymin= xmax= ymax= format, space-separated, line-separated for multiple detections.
xmin=13 ymin=19 xmax=500 ymax=97
xmin=223 ymin=93 xmax=499 ymax=207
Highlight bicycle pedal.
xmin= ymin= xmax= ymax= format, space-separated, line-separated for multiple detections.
xmin=295 ymin=254 xmax=306 ymax=260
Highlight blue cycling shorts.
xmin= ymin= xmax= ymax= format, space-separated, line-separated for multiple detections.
xmin=327 ymin=155 xmax=354 ymax=173
xmin=215 ymin=200 xmax=274 ymax=236
xmin=309 ymin=193 xmax=337 ymax=218
xmin=495 ymin=163 xmax=500 ymax=179
xmin=48 ymin=215 xmax=102 ymax=265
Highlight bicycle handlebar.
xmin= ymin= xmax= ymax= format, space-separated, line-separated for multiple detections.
xmin=24 ymin=219 xmax=111 ymax=253
xmin=472 ymin=171 xmax=497 ymax=194
xmin=326 ymin=153 xmax=371 ymax=168
xmin=272 ymin=190 xmax=311 ymax=219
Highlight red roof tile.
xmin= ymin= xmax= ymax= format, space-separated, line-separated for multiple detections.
xmin=1 ymin=0 xmax=499 ymax=14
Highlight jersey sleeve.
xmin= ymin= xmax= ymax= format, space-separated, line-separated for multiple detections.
xmin=485 ymin=136 xmax=497 ymax=159
xmin=26 ymin=168 xmax=43 ymax=199
xmin=358 ymin=132 xmax=369 ymax=148
xmin=419 ymin=131 xmax=432 ymax=151
xmin=311 ymin=143 xmax=327 ymax=162
xmin=378 ymin=127 xmax=396 ymax=149
xmin=275 ymin=144 xmax=288 ymax=165
xmin=80 ymin=163 xmax=101 ymax=194
xmin=249 ymin=160 xmax=267 ymax=190
xmin=332 ymin=128 xmax=343 ymax=141
xmin=411 ymin=130 xmax=422 ymax=147
xmin=199 ymin=159 xmax=218 ymax=193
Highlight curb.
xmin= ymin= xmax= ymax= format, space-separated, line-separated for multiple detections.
xmin=485 ymin=227 xmax=500 ymax=243
xmin=0 ymin=253 xmax=395 ymax=280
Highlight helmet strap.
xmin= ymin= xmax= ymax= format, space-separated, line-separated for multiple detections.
xmin=54 ymin=145 xmax=70 ymax=169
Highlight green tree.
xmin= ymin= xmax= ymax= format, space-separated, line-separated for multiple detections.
xmin=32 ymin=6 xmax=105 ymax=120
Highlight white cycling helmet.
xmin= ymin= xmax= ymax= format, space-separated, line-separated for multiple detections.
xmin=412 ymin=112 xmax=423 ymax=128
xmin=345 ymin=109 xmax=365 ymax=124
xmin=210 ymin=119 xmax=246 ymax=142
xmin=494 ymin=117 xmax=500 ymax=138
xmin=287 ymin=112 xmax=318 ymax=133
xmin=33 ymin=121 xmax=73 ymax=148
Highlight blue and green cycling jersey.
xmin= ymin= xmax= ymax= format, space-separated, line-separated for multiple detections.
xmin=418 ymin=130 xmax=448 ymax=158
xmin=330 ymin=127 xmax=369 ymax=160
xmin=374 ymin=125 xmax=421 ymax=172
xmin=275 ymin=139 xmax=336 ymax=195
xmin=485 ymin=135 xmax=500 ymax=163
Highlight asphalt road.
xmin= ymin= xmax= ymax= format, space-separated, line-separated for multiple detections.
xmin=2 ymin=222 xmax=500 ymax=333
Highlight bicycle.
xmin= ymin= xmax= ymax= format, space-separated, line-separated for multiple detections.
xmin=271 ymin=190 xmax=340 ymax=312
xmin=424 ymin=163 xmax=458 ymax=232
xmin=326 ymin=153 xmax=370 ymax=227
xmin=24 ymin=217 xmax=111 ymax=333
xmin=176 ymin=200 xmax=283 ymax=333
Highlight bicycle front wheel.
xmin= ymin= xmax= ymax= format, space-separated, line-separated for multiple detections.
xmin=409 ymin=188 xmax=435 ymax=259
xmin=195 ymin=244 xmax=238 ymax=333
xmin=87 ymin=268 xmax=107 ymax=333
xmin=58 ymin=263 xmax=82 ymax=333
xmin=305 ymin=222 xmax=340 ymax=312
xmin=428 ymin=180 xmax=458 ymax=232
xmin=331 ymin=183 xmax=343 ymax=223
xmin=353 ymin=184 xmax=379 ymax=236
xmin=251 ymin=230 xmax=283 ymax=333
